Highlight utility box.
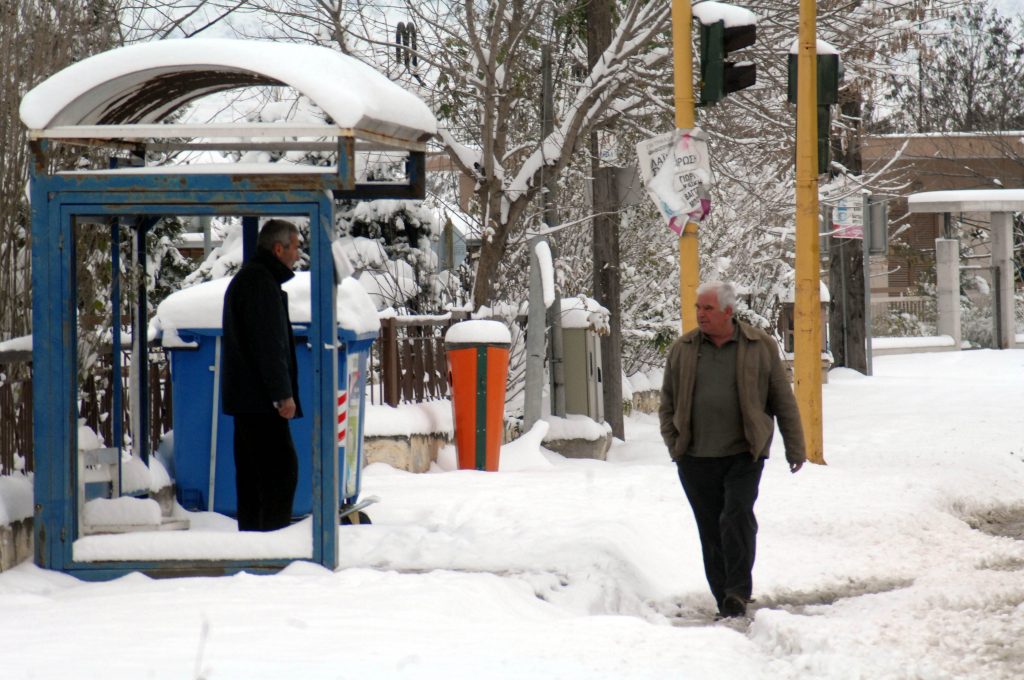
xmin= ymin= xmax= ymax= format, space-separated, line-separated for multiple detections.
xmin=559 ymin=297 xmax=609 ymax=423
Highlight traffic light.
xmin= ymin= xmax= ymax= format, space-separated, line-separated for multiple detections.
xmin=787 ymin=51 xmax=843 ymax=174
xmin=698 ymin=19 xmax=757 ymax=106
xmin=787 ymin=51 xmax=842 ymax=106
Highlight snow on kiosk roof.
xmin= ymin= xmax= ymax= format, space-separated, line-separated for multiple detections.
xmin=19 ymin=39 xmax=436 ymax=150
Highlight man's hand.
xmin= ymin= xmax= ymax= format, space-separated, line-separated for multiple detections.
xmin=276 ymin=397 xmax=296 ymax=419
xmin=789 ymin=460 xmax=803 ymax=474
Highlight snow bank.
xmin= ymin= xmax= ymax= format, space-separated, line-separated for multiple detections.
xmin=544 ymin=415 xmax=612 ymax=442
xmin=872 ymin=335 xmax=956 ymax=350
xmin=82 ymin=497 xmax=162 ymax=528
xmin=363 ymin=400 xmax=453 ymax=438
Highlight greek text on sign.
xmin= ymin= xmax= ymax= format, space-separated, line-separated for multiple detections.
xmin=636 ymin=128 xmax=713 ymax=235
xmin=832 ymin=196 xmax=863 ymax=239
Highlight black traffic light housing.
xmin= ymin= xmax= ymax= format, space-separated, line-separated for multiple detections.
xmin=787 ymin=52 xmax=843 ymax=175
xmin=699 ymin=20 xmax=757 ymax=106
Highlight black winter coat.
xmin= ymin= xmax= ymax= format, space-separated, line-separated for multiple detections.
xmin=221 ymin=249 xmax=302 ymax=417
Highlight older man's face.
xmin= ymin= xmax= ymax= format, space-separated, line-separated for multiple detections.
xmin=696 ymin=290 xmax=734 ymax=338
xmin=273 ymin=232 xmax=301 ymax=270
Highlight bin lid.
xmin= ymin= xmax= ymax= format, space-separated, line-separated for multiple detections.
xmin=444 ymin=319 xmax=511 ymax=347
xmin=154 ymin=272 xmax=380 ymax=344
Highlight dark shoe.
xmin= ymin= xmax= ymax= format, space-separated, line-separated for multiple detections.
xmin=719 ymin=594 xmax=747 ymax=618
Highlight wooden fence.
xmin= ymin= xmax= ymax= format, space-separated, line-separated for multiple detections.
xmin=0 ymin=314 xmax=504 ymax=477
xmin=0 ymin=346 xmax=173 ymax=476
xmin=371 ymin=315 xmax=462 ymax=406
xmin=0 ymin=355 xmax=32 ymax=476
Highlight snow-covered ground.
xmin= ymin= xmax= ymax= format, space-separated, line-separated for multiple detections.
xmin=2 ymin=349 xmax=1024 ymax=679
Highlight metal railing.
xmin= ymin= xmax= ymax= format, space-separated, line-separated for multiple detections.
xmin=869 ymin=295 xmax=936 ymax=323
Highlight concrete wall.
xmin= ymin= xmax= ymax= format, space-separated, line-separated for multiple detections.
xmin=364 ymin=433 xmax=449 ymax=473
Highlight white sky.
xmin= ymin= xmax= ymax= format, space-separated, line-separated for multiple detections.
xmin=2 ymin=349 xmax=1024 ymax=678
xmin=995 ymin=0 xmax=1024 ymax=16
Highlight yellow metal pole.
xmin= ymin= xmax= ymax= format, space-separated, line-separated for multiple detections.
xmin=794 ymin=0 xmax=825 ymax=464
xmin=672 ymin=0 xmax=698 ymax=333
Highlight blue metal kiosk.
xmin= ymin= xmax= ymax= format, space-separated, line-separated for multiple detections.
xmin=21 ymin=40 xmax=436 ymax=579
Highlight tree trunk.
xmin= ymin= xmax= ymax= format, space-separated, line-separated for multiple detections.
xmin=593 ymin=167 xmax=623 ymax=438
xmin=586 ymin=0 xmax=622 ymax=438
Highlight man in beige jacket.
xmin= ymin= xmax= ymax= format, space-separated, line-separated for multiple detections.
xmin=659 ymin=280 xmax=805 ymax=618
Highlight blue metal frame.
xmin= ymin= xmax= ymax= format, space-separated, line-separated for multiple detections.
xmin=31 ymin=135 xmax=425 ymax=579
xmin=31 ymin=174 xmax=341 ymax=579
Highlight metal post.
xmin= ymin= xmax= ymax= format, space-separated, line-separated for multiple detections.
xmin=110 ymin=220 xmax=123 ymax=458
xmin=541 ymin=45 xmax=565 ymax=418
xmin=242 ymin=215 xmax=258 ymax=262
xmin=672 ymin=0 xmax=699 ymax=333
xmin=208 ymin=337 xmax=222 ymax=511
xmin=935 ymin=238 xmax=961 ymax=348
xmin=794 ymin=0 xmax=824 ymax=463
xmin=524 ymin=239 xmax=546 ymax=430
xmin=201 ymin=215 xmax=213 ymax=258
xmin=132 ymin=221 xmax=150 ymax=465
xmin=862 ymin=193 xmax=873 ymax=375
xmin=993 ymin=265 xmax=1003 ymax=349
xmin=990 ymin=212 xmax=1014 ymax=349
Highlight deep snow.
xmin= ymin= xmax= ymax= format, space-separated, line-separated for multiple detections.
xmin=2 ymin=349 xmax=1023 ymax=679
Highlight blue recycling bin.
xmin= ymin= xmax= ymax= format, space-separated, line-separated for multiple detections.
xmin=167 ymin=325 xmax=376 ymax=517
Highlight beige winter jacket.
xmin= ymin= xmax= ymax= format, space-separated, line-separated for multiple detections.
xmin=658 ymin=321 xmax=806 ymax=465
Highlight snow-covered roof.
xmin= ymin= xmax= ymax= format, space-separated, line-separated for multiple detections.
xmin=20 ymin=39 xmax=436 ymax=149
xmin=907 ymin=190 xmax=1024 ymax=214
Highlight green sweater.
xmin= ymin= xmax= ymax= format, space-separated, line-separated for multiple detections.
xmin=659 ymin=321 xmax=806 ymax=465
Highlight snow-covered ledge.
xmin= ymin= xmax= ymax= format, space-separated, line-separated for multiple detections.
xmin=364 ymin=400 xmax=454 ymax=473
xmin=871 ymin=335 xmax=959 ymax=356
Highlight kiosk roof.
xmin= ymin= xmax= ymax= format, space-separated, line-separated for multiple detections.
xmin=20 ymin=39 xmax=436 ymax=148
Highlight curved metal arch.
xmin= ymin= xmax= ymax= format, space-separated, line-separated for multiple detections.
xmin=20 ymin=39 xmax=436 ymax=146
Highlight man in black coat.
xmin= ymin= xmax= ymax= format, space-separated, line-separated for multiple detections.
xmin=221 ymin=219 xmax=303 ymax=531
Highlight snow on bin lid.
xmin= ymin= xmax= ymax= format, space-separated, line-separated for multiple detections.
xmin=154 ymin=272 xmax=380 ymax=341
xmin=445 ymin=319 xmax=511 ymax=346
xmin=19 ymin=39 xmax=436 ymax=147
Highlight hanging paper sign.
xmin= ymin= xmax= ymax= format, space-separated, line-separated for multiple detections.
xmin=832 ymin=196 xmax=864 ymax=239
xmin=636 ymin=128 xmax=713 ymax=235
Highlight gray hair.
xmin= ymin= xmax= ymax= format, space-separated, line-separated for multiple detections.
xmin=257 ymin=219 xmax=299 ymax=251
xmin=697 ymin=280 xmax=738 ymax=311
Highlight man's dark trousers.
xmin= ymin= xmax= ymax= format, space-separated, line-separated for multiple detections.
xmin=677 ymin=452 xmax=764 ymax=609
xmin=233 ymin=414 xmax=298 ymax=531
